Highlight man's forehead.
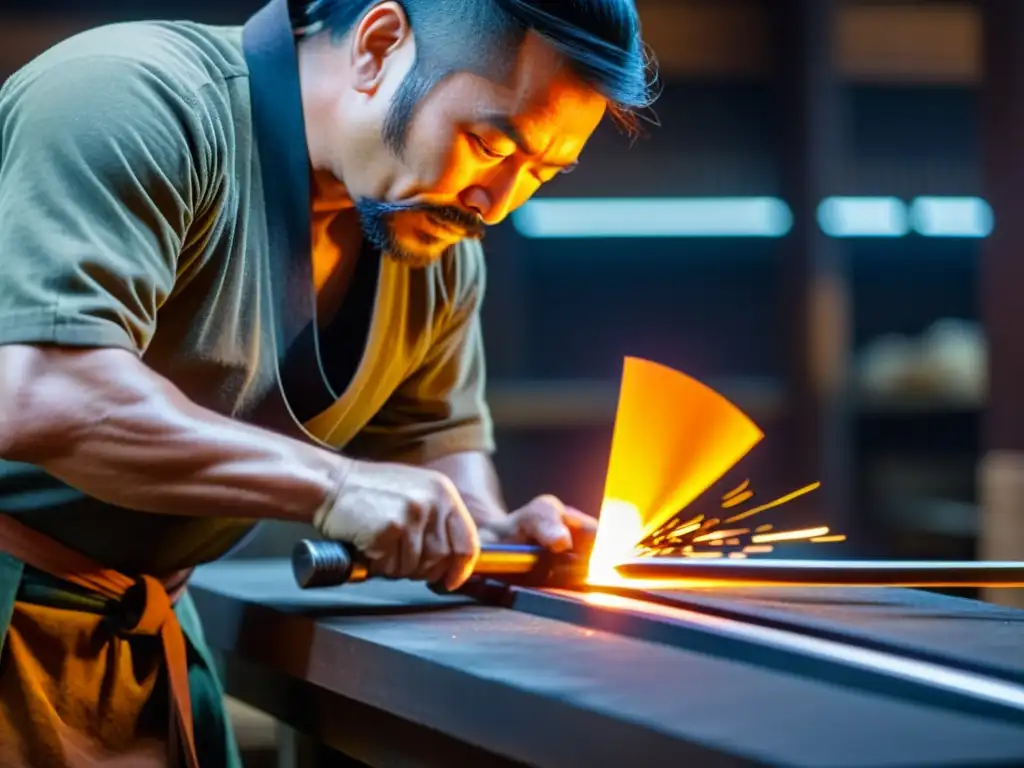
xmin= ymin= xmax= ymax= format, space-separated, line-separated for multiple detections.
xmin=506 ymin=32 xmax=577 ymax=107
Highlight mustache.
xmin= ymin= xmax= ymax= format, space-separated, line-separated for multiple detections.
xmin=361 ymin=200 xmax=486 ymax=239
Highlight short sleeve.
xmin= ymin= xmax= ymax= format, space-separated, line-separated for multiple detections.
xmin=347 ymin=241 xmax=496 ymax=465
xmin=0 ymin=55 xmax=208 ymax=352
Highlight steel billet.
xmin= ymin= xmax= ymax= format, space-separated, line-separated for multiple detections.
xmin=614 ymin=558 xmax=1024 ymax=587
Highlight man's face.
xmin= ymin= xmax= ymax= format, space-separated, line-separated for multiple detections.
xmin=320 ymin=6 xmax=608 ymax=267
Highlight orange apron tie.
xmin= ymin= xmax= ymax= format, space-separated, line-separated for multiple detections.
xmin=0 ymin=514 xmax=200 ymax=768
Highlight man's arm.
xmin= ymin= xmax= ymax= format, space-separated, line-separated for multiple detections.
xmin=0 ymin=344 xmax=344 ymax=522
xmin=0 ymin=342 xmax=480 ymax=586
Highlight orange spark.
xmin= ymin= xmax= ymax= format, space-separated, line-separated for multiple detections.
xmin=752 ymin=526 xmax=830 ymax=544
xmin=692 ymin=528 xmax=752 ymax=543
xmin=723 ymin=482 xmax=822 ymax=524
xmin=722 ymin=479 xmax=751 ymax=501
xmin=721 ymin=490 xmax=754 ymax=508
xmin=670 ymin=522 xmax=703 ymax=538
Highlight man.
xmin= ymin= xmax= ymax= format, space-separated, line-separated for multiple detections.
xmin=0 ymin=0 xmax=656 ymax=764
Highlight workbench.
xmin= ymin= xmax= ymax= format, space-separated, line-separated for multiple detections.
xmin=190 ymin=560 xmax=1024 ymax=767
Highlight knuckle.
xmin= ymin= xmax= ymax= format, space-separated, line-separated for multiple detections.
xmin=406 ymin=502 xmax=426 ymax=525
xmin=453 ymin=538 xmax=478 ymax=558
xmin=534 ymin=494 xmax=564 ymax=514
xmin=433 ymin=473 xmax=459 ymax=499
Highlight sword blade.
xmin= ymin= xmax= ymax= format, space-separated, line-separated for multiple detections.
xmin=613 ymin=558 xmax=1024 ymax=587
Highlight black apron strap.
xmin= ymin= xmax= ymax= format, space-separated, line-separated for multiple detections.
xmin=241 ymin=0 xmax=336 ymax=431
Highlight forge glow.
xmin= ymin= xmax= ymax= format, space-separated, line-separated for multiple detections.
xmin=587 ymin=358 xmax=767 ymax=585
xmin=586 ymin=499 xmax=643 ymax=586
xmin=585 ymin=499 xmax=731 ymax=590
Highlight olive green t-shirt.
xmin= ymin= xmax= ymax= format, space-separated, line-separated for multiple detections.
xmin=0 ymin=20 xmax=494 ymax=574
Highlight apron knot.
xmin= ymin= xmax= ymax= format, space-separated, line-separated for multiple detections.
xmin=112 ymin=575 xmax=173 ymax=636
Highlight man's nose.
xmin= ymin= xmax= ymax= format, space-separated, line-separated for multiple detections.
xmin=459 ymin=165 xmax=525 ymax=226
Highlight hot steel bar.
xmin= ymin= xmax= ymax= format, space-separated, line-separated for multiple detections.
xmin=614 ymin=558 xmax=1024 ymax=587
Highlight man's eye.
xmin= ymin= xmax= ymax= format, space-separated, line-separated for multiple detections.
xmin=468 ymin=134 xmax=507 ymax=159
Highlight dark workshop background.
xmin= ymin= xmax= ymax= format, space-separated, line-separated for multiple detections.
xmin=4 ymin=0 xmax=1021 ymax=761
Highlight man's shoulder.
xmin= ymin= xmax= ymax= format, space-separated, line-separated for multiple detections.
xmin=5 ymin=20 xmax=248 ymax=104
xmin=0 ymin=20 xmax=249 ymax=174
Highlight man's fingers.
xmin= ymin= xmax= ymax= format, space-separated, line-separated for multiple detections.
xmin=561 ymin=506 xmax=598 ymax=551
xmin=417 ymin=505 xmax=451 ymax=581
xmin=399 ymin=506 xmax=426 ymax=579
xmin=518 ymin=495 xmax=573 ymax=553
xmin=424 ymin=559 xmax=451 ymax=585
xmin=444 ymin=503 xmax=480 ymax=591
xmin=562 ymin=506 xmax=598 ymax=532
xmin=366 ymin=521 xmax=405 ymax=577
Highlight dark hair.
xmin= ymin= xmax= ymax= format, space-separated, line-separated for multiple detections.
xmin=291 ymin=0 xmax=658 ymax=154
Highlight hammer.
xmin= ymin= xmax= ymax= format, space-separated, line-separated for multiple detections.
xmin=291 ymin=538 xmax=587 ymax=589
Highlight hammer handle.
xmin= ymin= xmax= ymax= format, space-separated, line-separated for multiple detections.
xmin=292 ymin=538 xmax=561 ymax=588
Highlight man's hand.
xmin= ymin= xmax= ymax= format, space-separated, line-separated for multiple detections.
xmin=477 ymin=494 xmax=597 ymax=554
xmin=313 ymin=459 xmax=481 ymax=591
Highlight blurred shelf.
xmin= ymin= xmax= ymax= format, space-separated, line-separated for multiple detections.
xmin=879 ymin=497 xmax=979 ymax=538
xmin=487 ymin=377 xmax=783 ymax=429
xmin=855 ymin=391 xmax=983 ymax=416
xmin=488 ymin=378 xmax=984 ymax=429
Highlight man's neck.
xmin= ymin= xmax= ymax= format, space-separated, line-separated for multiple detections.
xmin=311 ymin=168 xmax=353 ymax=213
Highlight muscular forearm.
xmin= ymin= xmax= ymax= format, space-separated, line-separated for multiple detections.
xmin=0 ymin=344 xmax=346 ymax=523
xmin=426 ymin=450 xmax=508 ymax=525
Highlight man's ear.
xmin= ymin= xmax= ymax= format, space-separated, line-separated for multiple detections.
xmin=350 ymin=1 xmax=413 ymax=94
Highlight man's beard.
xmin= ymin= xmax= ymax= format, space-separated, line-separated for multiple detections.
xmin=355 ymin=198 xmax=485 ymax=268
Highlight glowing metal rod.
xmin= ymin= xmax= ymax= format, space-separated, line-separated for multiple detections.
xmin=614 ymin=558 xmax=1024 ymax=588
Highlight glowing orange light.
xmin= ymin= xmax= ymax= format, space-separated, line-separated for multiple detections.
xmin=587 ymin=498 xmax=645 ymax=585
xmin=602 ymin=358 xmax=762 ymax=536
xmin=587 ymin=357 xmax=763 ymax=586
xmin=582 ymin=358 xmax=853 ymax=591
